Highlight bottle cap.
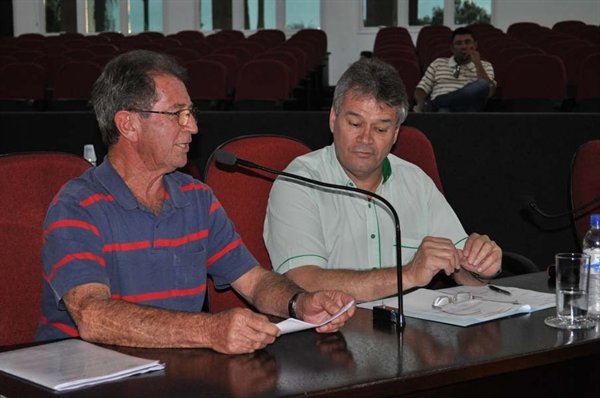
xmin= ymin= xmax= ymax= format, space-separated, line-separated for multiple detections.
xmin=591 ymin=214 xmax=600 ymax=228
xmin=83 ymin=144 xmax=97 ymax=162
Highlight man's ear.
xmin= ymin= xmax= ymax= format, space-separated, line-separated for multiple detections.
xmin=329 ymin=107 xmax=336 ymax=134
xmin=114 ymin=110 xmax=139 ymax=143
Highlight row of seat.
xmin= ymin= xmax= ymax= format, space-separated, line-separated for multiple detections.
xmin=368 ymin=22 xmax=600 ymax=112
xmin=0 ymin=28 xmax=330 ymax=111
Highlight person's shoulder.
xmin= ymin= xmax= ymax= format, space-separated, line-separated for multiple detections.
xmin=56 ymin=168 xmax=99 ymax=202
xmin=286 ymin=146 xmax=329 ymax=176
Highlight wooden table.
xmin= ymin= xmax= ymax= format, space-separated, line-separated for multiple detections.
xmin=1 ymin=272 xmax=599 ymax=397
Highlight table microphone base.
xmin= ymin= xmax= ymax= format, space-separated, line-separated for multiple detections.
xmin=373 ymin=305 xmax=405 ymax=330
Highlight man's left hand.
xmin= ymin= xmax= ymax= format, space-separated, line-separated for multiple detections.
xmin=296 ymin=291 xmax=356 ymax=333
xmin=458 ymin=233 xmax=502 ymax=278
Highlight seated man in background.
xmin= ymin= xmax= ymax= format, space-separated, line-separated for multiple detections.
xmin=414 ymin=27 xmax=496 ymax=112
xmin=264 ymin=58 xmax=502 ymax=303
xmin=36 ymin=50 xmax=355 ymax=354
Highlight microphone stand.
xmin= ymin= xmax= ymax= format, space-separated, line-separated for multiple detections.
xmin=231 ymin=156 xmax=406 ymax=329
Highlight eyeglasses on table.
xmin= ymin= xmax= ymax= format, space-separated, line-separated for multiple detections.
xmin=432 ymin=292 xmax=520 ymax=316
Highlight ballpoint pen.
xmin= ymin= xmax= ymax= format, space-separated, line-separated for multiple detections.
xmin=488 ymin=285 xmax=512 ymax=296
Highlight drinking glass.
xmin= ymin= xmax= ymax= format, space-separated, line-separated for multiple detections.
xmin=545 ymin=253 xmax=596 ymax=329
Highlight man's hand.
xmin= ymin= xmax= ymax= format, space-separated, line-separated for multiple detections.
xmin=208 ymin=308 xmax=281 ymax=355
xmin=468 ymin=48 xmax=482 ymax=64
xmin=458 ymin=233 xmax=502 ymax=278
xmin=295 ymin=291 xmax=356 ymax=333
xmin=403 ymin=237 xmax=462 ymax=289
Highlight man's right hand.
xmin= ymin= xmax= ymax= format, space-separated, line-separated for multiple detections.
xmin=207 ymin=308 xmax=281 ymax=355
xmin=403 ymin=236 xmax=461 ymax=289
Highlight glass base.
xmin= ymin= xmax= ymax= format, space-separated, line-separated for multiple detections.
xmin=544 ymin=315 xmax=596 ymax=329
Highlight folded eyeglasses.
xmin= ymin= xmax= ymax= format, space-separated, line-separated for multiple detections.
xmin=432 ymin=292 xmax=520 ymax=316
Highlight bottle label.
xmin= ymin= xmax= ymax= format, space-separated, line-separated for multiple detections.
xmin=584 ymin=248 xmax=600 ymax=275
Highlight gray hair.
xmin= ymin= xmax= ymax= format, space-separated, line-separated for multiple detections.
xmin=332 ymin=57 xmax=408 ymax=127
xmin=92 ymin=50 xmax=188 ymax=148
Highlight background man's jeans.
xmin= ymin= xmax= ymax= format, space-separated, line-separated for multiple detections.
xmin=431 ymin=79 xmax=491 ymax=112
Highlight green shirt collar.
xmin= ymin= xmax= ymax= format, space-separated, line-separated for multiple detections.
xmin=382 ymin=157 xmax=392 ymax=184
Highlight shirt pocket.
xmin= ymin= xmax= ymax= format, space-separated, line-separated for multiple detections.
xmin=173 ymin=244 xmax=207 ymax=304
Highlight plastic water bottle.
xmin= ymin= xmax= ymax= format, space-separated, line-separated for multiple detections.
xmin=583 ymin=214 xmax=600 ymax=318
xmin=83 ymin=144 xmax=97 ymax=167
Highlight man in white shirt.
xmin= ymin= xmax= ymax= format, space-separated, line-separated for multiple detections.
xmin=264 ymin=58 xmax=502 ymax=303
xmin=414 ymin=27 xmax=496 ymax=112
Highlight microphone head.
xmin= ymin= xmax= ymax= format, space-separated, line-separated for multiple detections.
xmin=214 ymin=150 xmax=237 ymax=166
xmin=522 ymin=195 xmax=536 ymax=210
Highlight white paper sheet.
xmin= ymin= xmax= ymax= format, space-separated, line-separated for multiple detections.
xmin=0 ymin=339 xmax=164 ymax=391
xmin=275 ymin=300 xmax=355 ymax=334
xmin=358 ymin=286 xmax=555 ymax=327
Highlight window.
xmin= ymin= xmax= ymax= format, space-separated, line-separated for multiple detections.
xmin=45 ymin=0 xmax=77 ymax=33
xmin=363 ymin=0 xmax=396 ymax=28
xmin=129 ymin=0 xmax=162 ymax=33
xmin=409 ymin=0 xmax=444 ymax=26
xmin=286 ymin=0 xmax=320 ymax=29
xmin=454 ymin=0 xmax=491 ymax=25
xmin=85 ymin=0 xmax=119 ymax=33
xmin=244 ymin=0 xmax=276 ymax=30
xmin=201 ymin=0 xmax=232 ymax=31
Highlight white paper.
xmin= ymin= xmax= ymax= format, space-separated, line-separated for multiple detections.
xmin=276 ymin=300 xmax=355 ymax=334
xmin=358 ymin=286 xmax=555 ymax=327
xmin=0 ymin=339 xmax=164 ymax=391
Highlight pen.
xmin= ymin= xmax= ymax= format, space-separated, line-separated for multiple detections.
xmin=488 ymin=285 xmax=512 ymax=296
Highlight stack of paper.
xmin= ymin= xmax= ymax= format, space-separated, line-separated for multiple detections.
xmin=358 ymin=285 xmax=555 ymax=327
xmin=0 ymin=339 xmax=164 ymax=391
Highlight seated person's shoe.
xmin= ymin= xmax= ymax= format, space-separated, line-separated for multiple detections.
xmin=420 ymin=99 xmax=435 ymax=112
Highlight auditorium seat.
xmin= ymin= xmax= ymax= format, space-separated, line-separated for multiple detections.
xmin=203 ymin=135 xmax=311 ymax=312
xmin=233 ymin=59 xmax=291 ymax=110
xmin=172 ymin=30 xmax=205 ymax=42
xmin=379 ymin=57 xmax=421 ymax=104
xmin=84 ymin=34 xmax=111 ymax=44
xmin=0 ymin=152 xmax=92 ymax=346
xmin=32 ymin=54 xmax=71 ymax=92
xmin=498 ymin=54 xmax=567 ymax=112
xmin=203 ymin=53 xmax=241 ymax=95
xmin=374 ymin=27 xmax=414 ymax=50
xmin=507 ymin=22 xmax=541 ymax=39
xmin=63 ymin=48 xmax=96 ymax=62
xmin=164 ymin=47 xmax=201 ymax=64
xmin=86 ymin=43 xmax=119 ymax=55
xmin=573 ymin=52 xmax=600 ymax=112
xmin=12 ymin=49 xmax=44 ymax=62
xmin=563 ymin=44 xmax=600 ymax=89
xmin=253 ymin=29 xmax=286 ymax=45
xmin=374 ymin=47 xmax=419 ymax=64
xmin=51 ymin=61 xmax=102 ymax=111
xmin=416 ymin=26 xmax=451 ymax=57
xmin=570 ymin=140 xmax=600 ymax=249
xmin=183 ymin=40 xmax=213 ymax=57
xmin=214 ymin=46 xmax=253 ymax=67
xmin=391 ymin=126 xmax=444 ymax=194
xmin=184 ymin=59 xmax=229 ymax=110
xmin=553 ymin=20 xmax=587 ymax=34
xmin=0 ymin=62 xmax=47 ymax=111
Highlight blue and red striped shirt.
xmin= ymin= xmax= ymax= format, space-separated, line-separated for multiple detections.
xmin=35 ymin=159 xmax=257 ymax=341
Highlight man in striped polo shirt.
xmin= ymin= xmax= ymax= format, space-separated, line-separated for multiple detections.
xmin=36 ymin=50 xmax=355 ymax=354
xmin=414 ymin=27 xmax=496 ymax=112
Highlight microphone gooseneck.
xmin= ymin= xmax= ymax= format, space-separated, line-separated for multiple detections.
xmin=525 ymin=195 xmax=600 ymax=218
xmin=214 ymin=149 xmax=406 ymax=329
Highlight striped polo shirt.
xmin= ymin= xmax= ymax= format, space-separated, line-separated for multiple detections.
xmin=416 ymin=57 xmax=495 ymax=100
xmin=35 ymin=159 xmax=257 ymax=341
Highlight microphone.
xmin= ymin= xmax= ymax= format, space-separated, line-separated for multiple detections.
xmin=524 ymin=194 xmax=600 ymax=218
xmin=214 ymin=149 xmax=406 ymax=329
